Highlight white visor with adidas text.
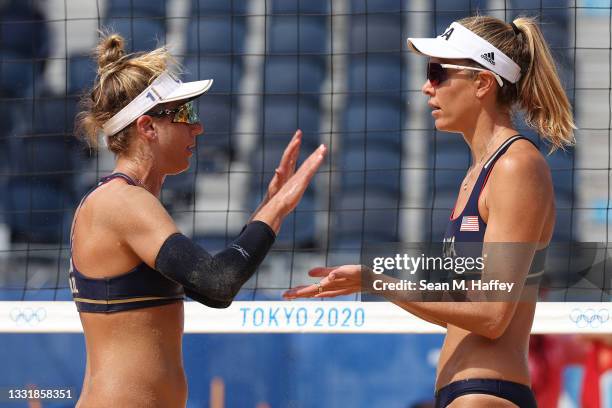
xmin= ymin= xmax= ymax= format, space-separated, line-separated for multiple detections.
xmin=407 ymin=22 xmax=521 ymax=84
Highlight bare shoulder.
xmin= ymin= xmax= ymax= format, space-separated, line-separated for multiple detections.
xmin=86 ymin=181 xmax=161 ymax=215
xmin=483 ymin=139 xmax=555 ymax=243
xmin=489 ymin=139 xmax=553 ymax=195
xmin=83 ymin=181 xmax=176 ymax=235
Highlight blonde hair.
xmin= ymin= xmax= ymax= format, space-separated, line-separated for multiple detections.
xmin=458 ymin=15 xmax=576 ymax=151
xmin=75 ymin=31 xmax=175 ymax=154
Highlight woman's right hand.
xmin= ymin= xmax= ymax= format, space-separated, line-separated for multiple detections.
xmin=283 ymin=264 xmax=364 ymax=299
xmin=253 ymin=143 xmax=327 ymax=233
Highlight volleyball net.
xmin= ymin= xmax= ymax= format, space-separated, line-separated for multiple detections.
xmin=0 ymin=0 xmax=610 ymax=332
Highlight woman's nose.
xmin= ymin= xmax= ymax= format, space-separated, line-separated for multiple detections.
xmin=422 ymin=80 xmax=434 ymax=96
xmin=192 ymin=122 xmax=204 ymax=135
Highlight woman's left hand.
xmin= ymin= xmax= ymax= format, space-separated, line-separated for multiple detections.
xmin=249 ymin=130 xmax=303 ymax=224
xmin=283 ymin=264 xmax=364 ymax=299
xmin=266 ymin=129 xmax=302 ymax=201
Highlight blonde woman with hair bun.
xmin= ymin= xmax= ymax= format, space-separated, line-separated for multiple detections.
xmin=71 ymin=32 xmax=326 ymax=407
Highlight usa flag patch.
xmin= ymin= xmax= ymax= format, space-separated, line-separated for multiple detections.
xmin=460 ymin=216 xmax=479 ymax=232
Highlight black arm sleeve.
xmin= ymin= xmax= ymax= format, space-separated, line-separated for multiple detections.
xmin=154 ymin=221 xmax=276 ymax=308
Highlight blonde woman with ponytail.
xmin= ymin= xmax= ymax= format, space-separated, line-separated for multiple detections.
xmin=71 ymin=33 xmax=326 ymax=407
xmin=285 ymin=15 xmax=575 ymax=407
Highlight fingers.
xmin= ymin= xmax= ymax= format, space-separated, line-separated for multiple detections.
xmin=283 ymin=276 xmax=351 ymax=299
xmin=275 ymin=144 xmax=327 ymax=214
xmin=283 ymin=264 xmax=363 ymax=299
xmin=289 ymin=144 xmax=327 ymax=189
xmin=269 ymin=130 xmax=303 ymax=199
xmin=283 ymin=285 xmax=319 ymax=299
xmin=283 ymin=281 xmax=356 ymax=299
xmin=298 ymin=144 xmax=327 ymax=177
xmin=278 ymin=129 xmax=302 ymax=177
xmin=284 ymin=274 xmax=333 ymax=298
xmin=327 ymin=264 xmax=363 ymax=280
xmin=314 ymin=289 xmax=355 ymax=298
xmin=308 ymin=267 xmax=336 ymax=277
xmin=283 ymin=265 xmax=361 ymax=299
xmin=287 ymin=130 xmax=302 ymax=174
xmin=308 ymin=265 xmax=361 ymax=280
xmin=267 ymin=131 xmax=302 ymax=198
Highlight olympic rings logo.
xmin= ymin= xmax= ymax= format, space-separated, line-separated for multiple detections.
xmin=569 ymin=308 xmax=610 ymax=328
xmin=9 ymin=307 xmax=47 ymax=326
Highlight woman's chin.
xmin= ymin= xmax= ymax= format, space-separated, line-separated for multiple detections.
xmin=434 ymin=119 xmax=458 ymax=133
xmin=167 ymin=163 xmax=191 ymax=176
xmin=434 ymin=120 xmax=449 ymax=132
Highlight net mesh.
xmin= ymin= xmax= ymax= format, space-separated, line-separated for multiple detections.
xmin=0 ymin=0 xmax=609 ymax=304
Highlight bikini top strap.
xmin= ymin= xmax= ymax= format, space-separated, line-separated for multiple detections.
xmin=465 ymin=135 xmax=538 ymax=209
xmin=99 ymin=172 xmax=138 ymax=186
xmin=69 ymin=172 xmax=138 ymax=247
xmin=483 ymin=135 xmax=537 ymax=171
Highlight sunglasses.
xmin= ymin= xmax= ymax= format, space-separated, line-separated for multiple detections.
xmin=146 ymin=101 xmax=200 ymax=125
xmin=427 ymin=62 xmax=504 ymax=88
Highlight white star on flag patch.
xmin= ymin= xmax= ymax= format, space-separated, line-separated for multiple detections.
xmin=460 ymin=216 xmax=479 ymax=232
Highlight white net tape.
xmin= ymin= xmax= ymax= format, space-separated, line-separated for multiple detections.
xmin=1 ymin=301 xmax=609 ymax=334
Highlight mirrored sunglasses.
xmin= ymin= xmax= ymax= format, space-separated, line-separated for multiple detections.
xmin=146 ymin=101 xmax=200 ymax=125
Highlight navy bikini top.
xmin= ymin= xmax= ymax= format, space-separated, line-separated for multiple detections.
xmin=69 ymin=173 xmax=184 ymax=313
xmin=442 ymin=135 xmax=547 ymax=282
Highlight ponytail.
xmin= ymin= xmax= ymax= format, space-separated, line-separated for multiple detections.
xmin=513 ymin=17 xmax=576 ymax=151
xmin=459 ymin=15 xmax=576 ymax=152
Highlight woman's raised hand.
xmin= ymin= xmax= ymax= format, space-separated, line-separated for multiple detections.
xmin=253 ymin=132 xmax=326 ymax=232
xmin=265 ymin=130 xmax=302 ymax=201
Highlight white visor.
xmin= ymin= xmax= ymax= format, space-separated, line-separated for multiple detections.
xmin=407 ymin=22 xmax=521 ymax=84
xmin=102 ymin=71 xmax=213 ymax=137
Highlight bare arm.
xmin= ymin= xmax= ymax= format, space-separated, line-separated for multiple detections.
xmin=380 ymin=152 xmax=551 ymax=337
xmin=285 ymin=150 xmax=553 ymax=338
xmin=111 ymin=144 xmax=326 ymax=305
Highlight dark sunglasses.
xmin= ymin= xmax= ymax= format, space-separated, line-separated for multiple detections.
xmin=427 ymin=62 xmax=504 ymax=87
xmin=146 ymin=101 xmax=200 ymax=124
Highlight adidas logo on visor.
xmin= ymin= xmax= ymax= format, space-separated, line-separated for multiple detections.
xmin=481 ymin=52 xmax=495 ymax=65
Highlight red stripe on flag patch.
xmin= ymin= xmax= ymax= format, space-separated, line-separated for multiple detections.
xmin=460 ymin=216 xmax=479 ymax=232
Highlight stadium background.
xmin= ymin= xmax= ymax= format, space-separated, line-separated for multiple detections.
xmin=0 ymin=0 xmax=609 ymax=406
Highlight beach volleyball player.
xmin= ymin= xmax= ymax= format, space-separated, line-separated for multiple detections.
xmin=69 ymin=33 xmax=326 ymax=407
xmin=285 ymin=16 xmax=575 ymax=407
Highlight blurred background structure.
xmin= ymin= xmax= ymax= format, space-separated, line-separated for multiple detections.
xmin=0 ymin=0 xmax=610 ymax=406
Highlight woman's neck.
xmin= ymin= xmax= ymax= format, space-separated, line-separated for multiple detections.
xmin=114 ymin=156 xmax=164 ymax=197
xmin=462 ymin=110 xmax=515 ymax=165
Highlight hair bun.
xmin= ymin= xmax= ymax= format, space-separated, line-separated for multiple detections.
xmin=96 ymin=33 xmax=126 ymax=68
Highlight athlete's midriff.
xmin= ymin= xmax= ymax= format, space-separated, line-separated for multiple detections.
xmin=77 ymin=302 xmax=186 ymax=408
xmin=435 ymin=300 xmax=536 ymax=391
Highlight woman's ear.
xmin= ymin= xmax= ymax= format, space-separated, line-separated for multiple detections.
xmin=474 ymin=71 xmax=497 ymax=99
xmin=135 ymin=115 xmax=156 ymax=141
